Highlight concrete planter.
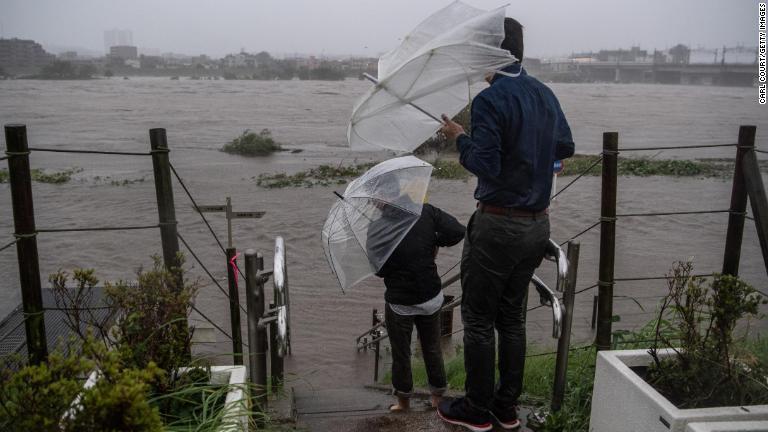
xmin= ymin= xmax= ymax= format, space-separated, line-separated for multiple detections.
xmin=589 ymin=349 xmax=768 ymax=432
xmin=76 ymin=365 xmax=248 ymax=431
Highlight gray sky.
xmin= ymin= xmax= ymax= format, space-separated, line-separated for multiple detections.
xmin=0 ymin=0 xmax=760 ymax=58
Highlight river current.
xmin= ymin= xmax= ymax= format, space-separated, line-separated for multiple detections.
xmin=1 ymin=78 xmax=766 ymax=389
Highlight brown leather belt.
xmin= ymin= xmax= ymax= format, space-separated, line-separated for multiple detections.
xmin=477 ymin=202 xmax=549 ymax=218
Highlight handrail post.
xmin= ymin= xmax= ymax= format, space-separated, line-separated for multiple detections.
xmin=722 ymin=125 xmax=754 ymax=276
xmin=269 ymin=302 xmax=284 ymax=395
xmin=596 ymin=132 xmax=618 ymax=351
xmin=226 ymin=247 xmax=243 ymax=365
xmin=552 ymin=241 xmax=580 ymax=412
xmin=5 ymin=124 xmax=47 ymax=365
xmin=245 ymin=250 xmax=267 ymax=420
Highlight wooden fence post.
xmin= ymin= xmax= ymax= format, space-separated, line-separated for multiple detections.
xmin=226 ymin=247 xmax=243 ymax=365
xmin=722 ymin=125 xmax=755 ymax=276
xmin=596 ymin=132 xmax=618 ymax=351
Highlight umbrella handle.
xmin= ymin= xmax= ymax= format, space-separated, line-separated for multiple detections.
xmin=362 ymin=73 xmax=443 ymax=124
xmin=333 ymin=191 xmax=344 ymax=200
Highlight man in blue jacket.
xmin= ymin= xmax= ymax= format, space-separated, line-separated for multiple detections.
xmin=437 ymin=18 xmax=575 ymax=431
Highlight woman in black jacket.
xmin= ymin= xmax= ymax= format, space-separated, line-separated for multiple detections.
xmin=375 ymin=201 xmax=465 ymax=412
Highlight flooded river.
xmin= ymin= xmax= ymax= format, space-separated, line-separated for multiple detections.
xmin=1 ymin=78 xmax=766 ymax=390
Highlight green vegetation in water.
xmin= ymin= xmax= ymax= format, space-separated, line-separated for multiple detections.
xmin=0 ymin=167 xmax=82 ymax=184
xmin=221 ymin=129 xmax=283 ymax=156
xmin=561 ymin=154 xmax=733 ymax=177
xmin=255 ymin=161 xmax=377 ymax=188
xmin=256 ymin=159 xmax=470 ymax=189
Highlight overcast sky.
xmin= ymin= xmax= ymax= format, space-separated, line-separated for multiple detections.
xmin=0 ymin=0 xmax=760 ymax=58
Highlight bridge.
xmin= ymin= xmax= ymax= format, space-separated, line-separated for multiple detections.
xmin=536 ymin=61 xmax=756 ymax=86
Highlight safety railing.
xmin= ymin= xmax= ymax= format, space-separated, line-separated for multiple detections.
xmin=1 ymin=125 xmax=293 ymax=377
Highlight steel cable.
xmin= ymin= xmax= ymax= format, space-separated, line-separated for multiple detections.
xmin=551 ymin=156 xmax=603 ymax=201
xmin=177 ymin=233 xmax=248 ymax=315
xmin=169 ymin=163 xmax=248 ymax=280
xmin=28 ymin=147 xmax=152 ymax=156
xmin=617 ymin=143 xmax=737 ymax=152
xmin=0 ymin=239 xmax=18 ymax=253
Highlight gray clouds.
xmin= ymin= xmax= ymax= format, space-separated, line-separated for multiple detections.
xmin=0 ymin=0 xmax=758 ymax=57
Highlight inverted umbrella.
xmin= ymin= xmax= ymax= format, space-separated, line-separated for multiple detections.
xmin=347 ymin=1 xmax=517 ymax=152
xmin=321 ymin=156 xmax=433 ymax=291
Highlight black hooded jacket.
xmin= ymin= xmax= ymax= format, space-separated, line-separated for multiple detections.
xmin=376 ymin=203 xmax=465 ymax=305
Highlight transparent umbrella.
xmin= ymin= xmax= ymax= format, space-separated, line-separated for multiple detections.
xmin=321 ymin=156 xmax=433 ymax=291
xmin=347 ymin=0 xmax=517 ymax=152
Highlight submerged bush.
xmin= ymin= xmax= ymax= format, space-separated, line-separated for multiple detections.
xmin=221 ymin=129 xmax=282 ymax=156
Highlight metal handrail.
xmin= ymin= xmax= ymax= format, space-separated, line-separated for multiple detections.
xmin=544 ymin=239 xmax=568 ymax=292
xmin=356 ymin=238 xmax=569 ymax=348
xmin=531 ymin=275 xmax=563 ymax=339
xmin=355 ymin=272 xmax=461 ymax=347
xmin=273 ymin=237 xmax=291 ymax=356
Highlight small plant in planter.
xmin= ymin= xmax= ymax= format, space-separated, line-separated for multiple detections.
xmin=646 ymin=261 xmax=768 ymax=409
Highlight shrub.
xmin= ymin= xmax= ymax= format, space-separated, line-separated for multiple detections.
xmin=105 ymin=256 xmax=199 ymax=391
xmin=645 ymin=262 xmax=768 ymax=408
xmin=0 ymin=352 xmax=93 ymax=432
xmin=221 ymin=129 xmax=282 ymax=156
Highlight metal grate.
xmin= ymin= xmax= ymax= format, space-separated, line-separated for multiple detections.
xmin=0 ymin=287 xmax=114 ymax=363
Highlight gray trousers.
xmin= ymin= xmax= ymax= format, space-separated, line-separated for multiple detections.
xmin=460 ymin=210 xmax=549 ymax=409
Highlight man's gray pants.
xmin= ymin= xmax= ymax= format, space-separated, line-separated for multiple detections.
xmin=460 ymin=209 xmax=549 ymax=410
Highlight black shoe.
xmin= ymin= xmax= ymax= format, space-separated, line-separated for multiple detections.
xmin=489 ymin=402 xmax=521 ymax=430
xmin=437 ymin=397 xmax=493 ymax=432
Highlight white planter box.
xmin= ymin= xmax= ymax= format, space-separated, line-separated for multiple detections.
xmin=75 ymin=365 xmax=248 ymax=432
xmin=589 ymin=349 xmax=768 ymax=432
xmin=179 ymin=365 xmax=249 ymax=432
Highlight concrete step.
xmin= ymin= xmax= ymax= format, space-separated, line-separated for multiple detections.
xmin=291 ymin=386 xmax=536 ymax=432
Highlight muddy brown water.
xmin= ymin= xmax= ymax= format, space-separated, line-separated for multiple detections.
xmin=0 ymin=78 xmax=766 ymax=393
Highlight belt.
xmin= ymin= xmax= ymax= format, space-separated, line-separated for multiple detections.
xmin=477 ymin=202 xmax=549 ymax=218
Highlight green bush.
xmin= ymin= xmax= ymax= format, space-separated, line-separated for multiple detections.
xmin=0 ymin=352 xmax=93 ymax=431
xmin=221 ymin=129 xmax=282 ymax=156
xmin=645 ymin=262 xmax=768 ymax=408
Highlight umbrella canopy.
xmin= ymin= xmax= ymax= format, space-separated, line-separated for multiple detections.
xmin=347 ymin=1 xmax=516 ymax=152
xmin=321 ymin=156 xmax=433 ymax=291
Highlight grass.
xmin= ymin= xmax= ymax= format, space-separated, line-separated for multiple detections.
xmin=383 ymin=345 xmax=596 ymax=431
xmin=221 ymin=129 xmax=283 ymax=156
xmin=0 ymin=167 xmax=82 ymax=184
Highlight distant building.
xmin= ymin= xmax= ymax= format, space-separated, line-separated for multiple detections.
xmin=109 ymin=45 xmax=138 ymax=61
xmin=104 ymin=29 xmax=133 ymax=53
xmin=0 ymin=38 xmax=55 ymax=69
xmin=59 ymin=51 xmax=78 ymax=61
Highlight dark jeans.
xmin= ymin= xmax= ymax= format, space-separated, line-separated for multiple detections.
xmin=385 ymin=303 xmax=447 ymax=397
xmin=461 ymin=210 xmax=549 ymax=409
